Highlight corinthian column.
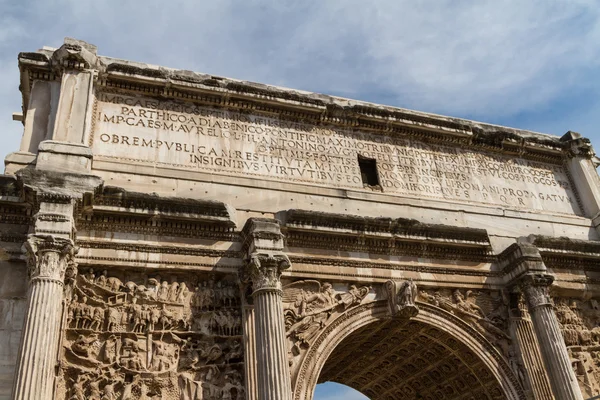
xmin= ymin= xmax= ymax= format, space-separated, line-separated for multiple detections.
xmin=12 ymin=234 xmax=76 ymax=400
xmin=242 ymin=218 xmax=292 ymax=400
xmin=520 ymin=274 xmax=583 ymax=400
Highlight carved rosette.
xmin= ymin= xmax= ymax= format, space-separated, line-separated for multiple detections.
xmin=519 ymin=274 xmax=553 ymax=310
xmin=23 ymin=234 xmax=77 ymax=283
xmin=246 ymin=253 xmax=291 ymax=294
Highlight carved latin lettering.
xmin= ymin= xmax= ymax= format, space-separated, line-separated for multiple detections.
xmin=92 ymin=92 xmax=580 ymax=215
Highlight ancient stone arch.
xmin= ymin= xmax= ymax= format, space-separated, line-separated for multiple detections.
xmin=3 ymin=38 xmax=600 ymax=400
xmin=293 ymin=301 xmax=525 ymax=400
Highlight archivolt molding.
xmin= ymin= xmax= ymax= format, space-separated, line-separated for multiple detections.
xmin=292 ymin=300 xmax=525 ymax=400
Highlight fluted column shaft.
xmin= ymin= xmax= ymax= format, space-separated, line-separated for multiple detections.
xmin=241 ymin=218 xmax=293 ymax=400
xmin=12 ymin=235 xmax=76 ymax=400
xmin=13 ymin=277 xmax=65 ymax=399
xmin=254 ymin=289 xmax=292 ymax=400
xmin=243 ymin=301 xmax=258 ymax=400
xmin=522 ymin=278 xmax=583 ymax=400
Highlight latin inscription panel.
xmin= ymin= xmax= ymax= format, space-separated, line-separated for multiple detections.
xmin=92 ymin=92 xmax=581 ymax=215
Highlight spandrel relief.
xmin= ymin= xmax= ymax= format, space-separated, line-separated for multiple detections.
xmin=419 ymin=288 xmax=510 ymax=356
xmin=282 ymin=280 xmax=371 ymax=374
xmin=57 ymin=269 xmax=245 ymax=400
xmin=554 ymin=297 xmax=600 ymax=398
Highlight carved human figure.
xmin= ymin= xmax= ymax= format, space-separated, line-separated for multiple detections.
xmin=101 ymin=379 xmax=120 ymax=400
xmin=69 ymin=375 xmax=87 ymax=400
xmin=95 ymin=270 xmax=108 ymax=287
xmin=177 ymin=282 xmax=189 ymax=303
xmin=122 ymin=376 xmax=141 ymax=400
xmin=151 ymin=341 xmax=172 ymax=372
xmin=159 ymin=303 xmax=174 ymax=330
xmin=103 ymin=334 xmax=118 ymax=364
xmin=129 ymin=297 xmax=144 ymax=332
xmin=85 ymin=268 xmax=95 ymax=282
xmin=139 ymin=381 xmax=151 ymax=400
xmin=158 ymin=281 xmax=169 ymax=301
xmin=287 ymin=310 xmax=330 ymax=352
xmin=88 ymin=380 xmax=102 ymax=400
xmin=71 ymin=334 xmax=97 ymax=357
xmin=453 ymin=290 xmax=485 ymax=318
xmin=339 ymin=285 xmax=369 ymax=309
xmin=90 ymin=307 xmax=104 ymax=331
xmin=206 ymin=280 xmax=215 ymax=310
xmin=508 ymin=347 xmax=526 ymax=388
xmin=169 ymin=282 xmax=179 ymax=302
xmin=80 ymin=296 xmax=91 ymax=329
xmin=225 ymin=340 xmax=243 ymax=362
xmin=106 ymin=307 xmax=120 ymax=331
xmin=194 ymin=285 xmax=203 ymax=309
xmin=399 ymin=279 xmax=417 ymax=308
xmin=148 ymin=306 xmax=160 ymax=331
xmin=68 ymin=294 xmax=79 ymax=327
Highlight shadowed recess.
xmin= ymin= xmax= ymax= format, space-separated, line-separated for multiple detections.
xmin=318 ymin=319 xmax=505 ymax=400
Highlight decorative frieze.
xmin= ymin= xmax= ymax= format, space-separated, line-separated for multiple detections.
xmin=57 ymin=269 xmax=245 ymax=400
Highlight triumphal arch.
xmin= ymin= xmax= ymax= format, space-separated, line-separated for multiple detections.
xmin=2 ymin=38 xmax=600 ymax=400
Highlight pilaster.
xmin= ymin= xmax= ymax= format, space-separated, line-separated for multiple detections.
xmin=507 ymin=291 xmax=553 ymax=400
xmin=561 ymin=131 xmax=600 ymax=224
xmin=241 ymin=218 xmax=292 ymax=400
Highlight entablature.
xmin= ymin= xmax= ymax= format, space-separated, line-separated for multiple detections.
xmin=16 ymin=40 xmax=597 ymax=164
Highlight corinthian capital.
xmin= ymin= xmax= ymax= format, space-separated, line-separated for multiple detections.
xmin=519 ymin=273 xmax=553 ymax=310
xmin=23 ymin=235 xmax=77 ymax=282
xmin=246 ymin=252 xmax=291 ymax=294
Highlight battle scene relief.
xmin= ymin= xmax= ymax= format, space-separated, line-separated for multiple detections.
xmin=553 ymin=296 xmax=600 ymax=398
xmin=57 ymin=269 xmax=245 ymax=400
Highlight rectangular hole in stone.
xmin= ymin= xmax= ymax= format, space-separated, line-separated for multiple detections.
xmin=358 ymin=156 xmax=379 ymax=187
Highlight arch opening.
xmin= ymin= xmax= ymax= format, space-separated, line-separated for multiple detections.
xmin=293 ymin=302 xmax=523 ymax=400
xmin=317 ymin=318 xmax=505 ymax=400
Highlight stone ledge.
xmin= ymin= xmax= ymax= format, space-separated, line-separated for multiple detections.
xmin=281 ymin=209 xmax=491 ymax=246
xmin=84 ymin=186 xmax=236 ymax=228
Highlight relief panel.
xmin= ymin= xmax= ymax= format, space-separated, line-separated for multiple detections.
xmin=419 ymin=288 xmax=511 ymax=356
xmin=281 ymin=280 xmax=371 ymax=378
xmin=553 ymin=297 xmax=600 ymax=398
xmin=57 ymin=269 xmax=245 ymax=400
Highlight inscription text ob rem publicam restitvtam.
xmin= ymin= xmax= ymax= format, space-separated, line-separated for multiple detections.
xmin=92 ymin=93 xmax=580 ymax=215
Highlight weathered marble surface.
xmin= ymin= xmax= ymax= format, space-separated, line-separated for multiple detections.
xmin=92 ymin=92 xmax=580 ymax=215
xmin=0 ymin=262 xmax=27 ymax=400
xmin=5 ymin=38 xmax=600 ymax=400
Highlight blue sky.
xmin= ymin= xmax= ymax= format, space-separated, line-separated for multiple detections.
xmin=1 ymin=1 xmax=599 ymax=397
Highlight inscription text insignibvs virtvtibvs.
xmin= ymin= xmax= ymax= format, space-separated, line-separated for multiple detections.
xmin=92 ymin=92 xmax=580 ymax=215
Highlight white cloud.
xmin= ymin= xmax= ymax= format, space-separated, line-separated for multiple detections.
xmin=1 ymin=0 xmax=600 ymax=162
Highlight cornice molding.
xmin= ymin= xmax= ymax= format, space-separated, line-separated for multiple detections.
xmin=16 ymin=40 xmax=584 ymax=162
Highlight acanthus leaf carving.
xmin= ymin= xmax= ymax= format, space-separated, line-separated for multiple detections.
xmin=23 ymin=234 xmax=77 ymax=282
xmin=245 ymin=252 xmax=290 ymax=293
xmin=519 ymin=273 xmax=553 ymax=310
